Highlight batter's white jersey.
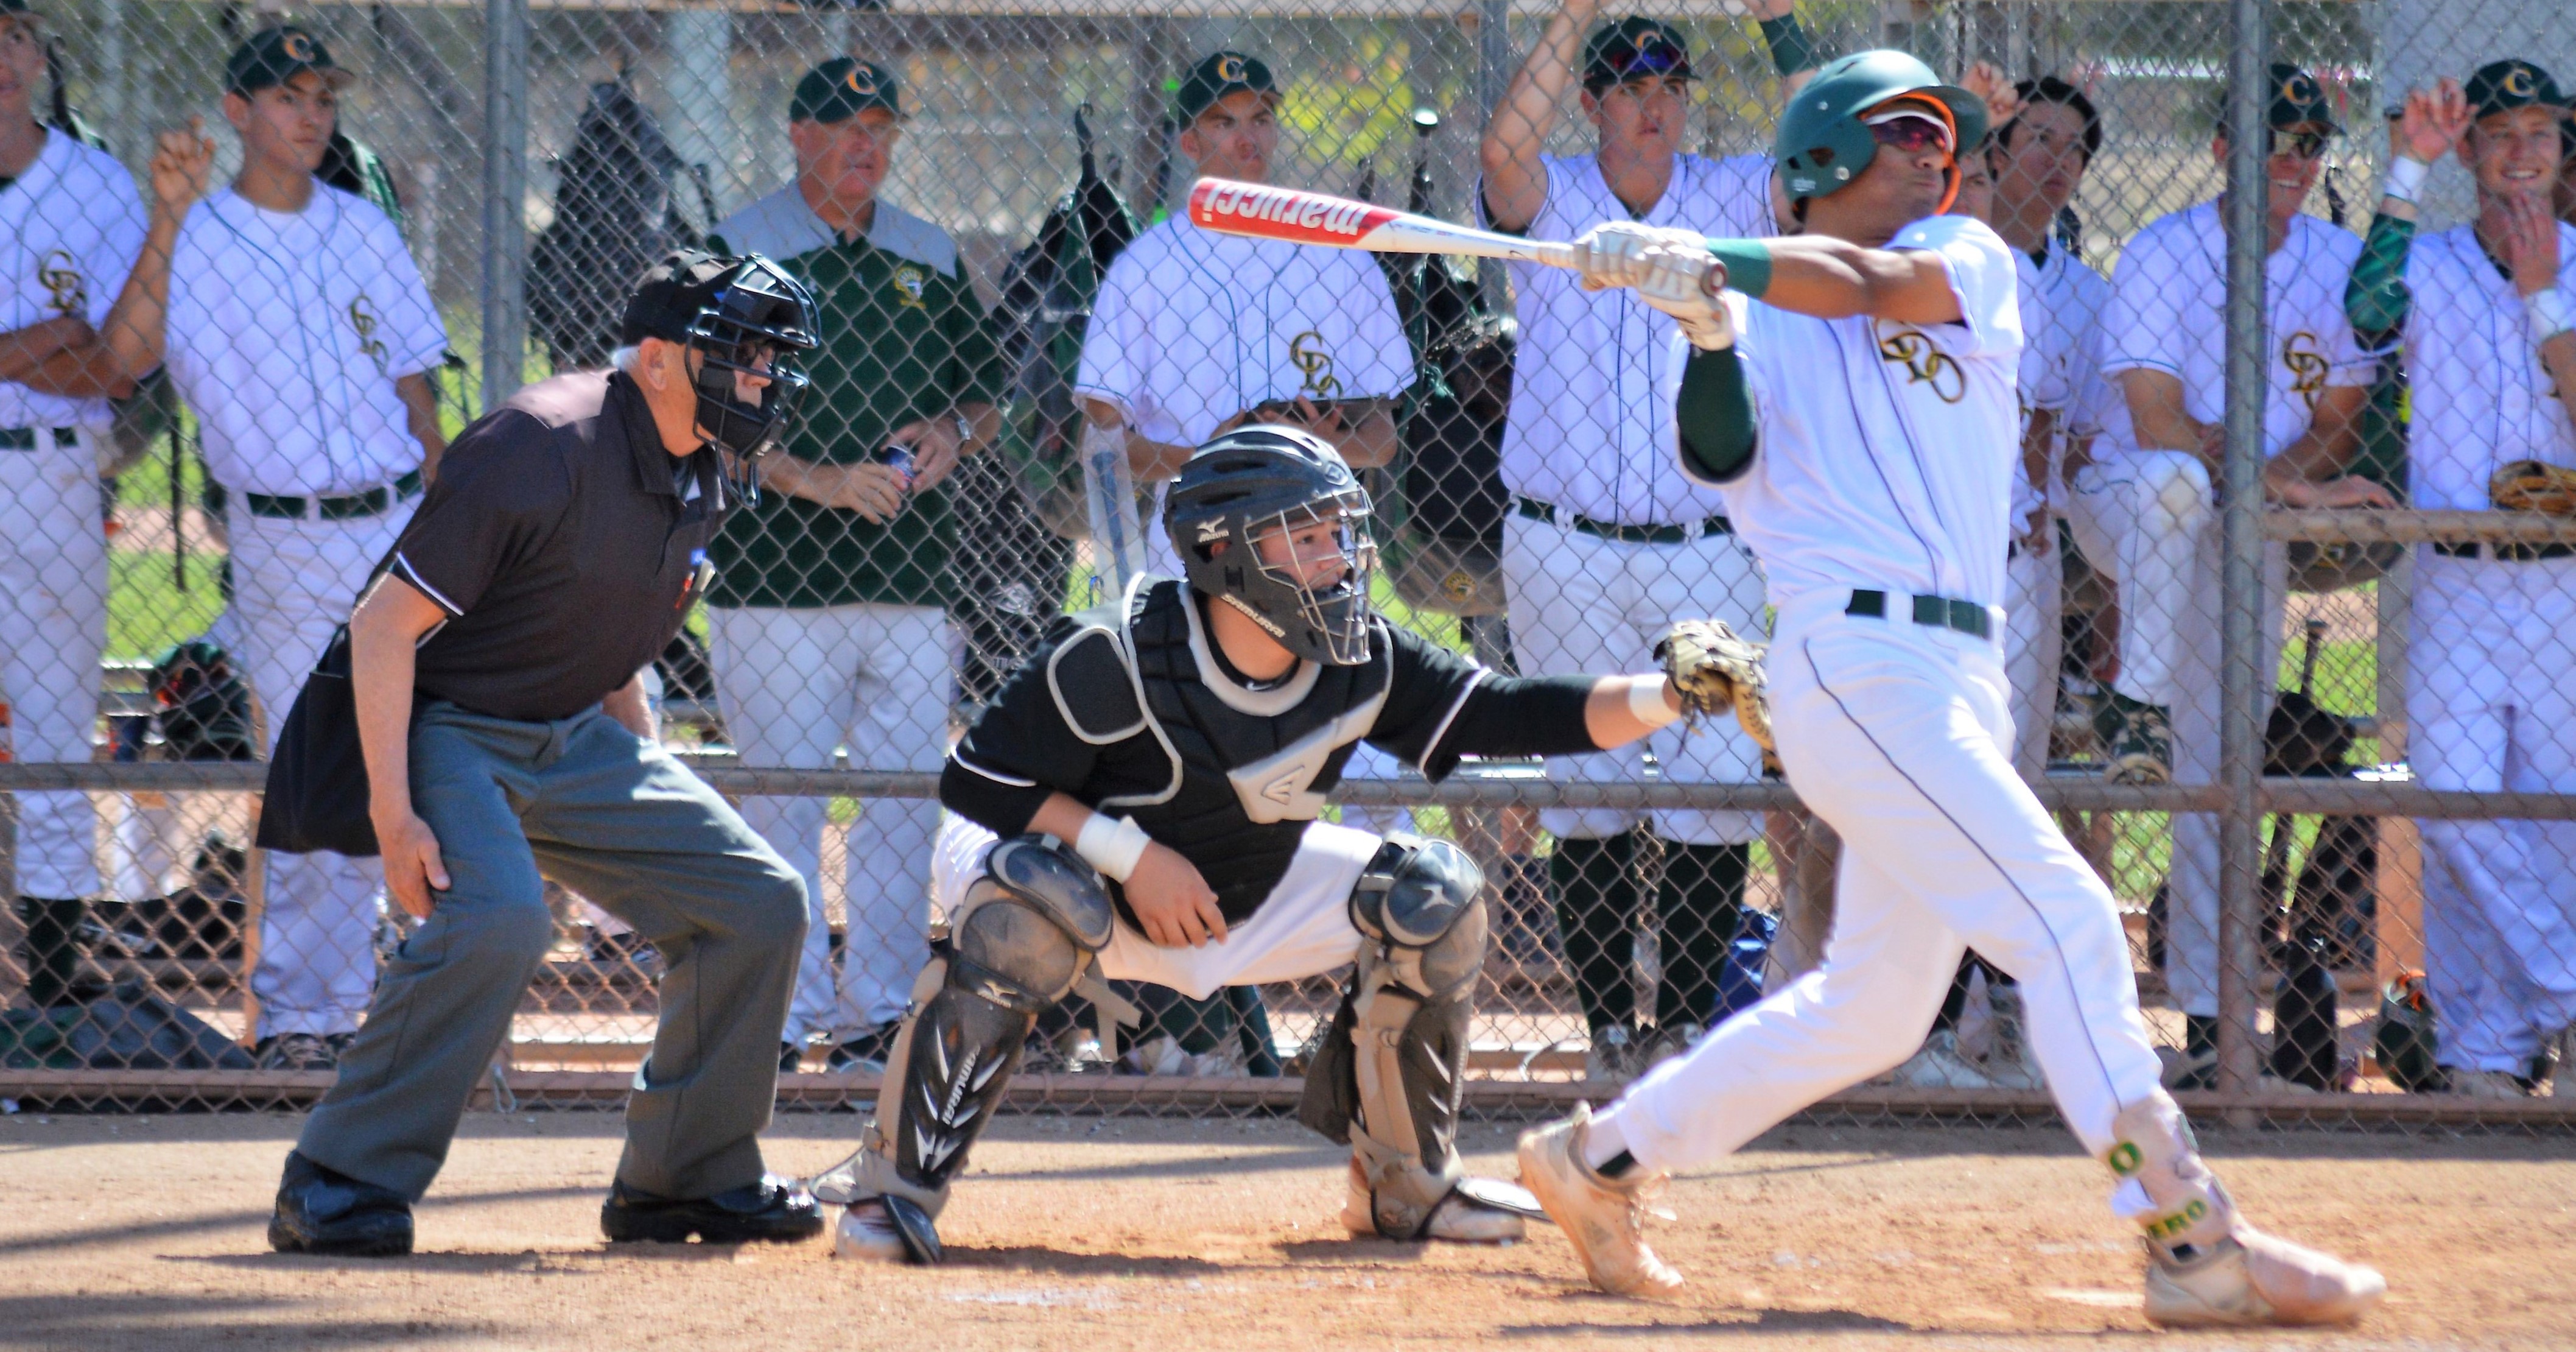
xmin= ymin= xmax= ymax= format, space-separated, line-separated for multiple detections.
xmin=1486 ymin=153 xmax=1773 ymax=524
xmin=0 ymin=132 xmax=144 ymax=431
xmin=1697 ymin=213 xmax=2024 ymax=611
xmin=2100 ymin=203 xmax=2374 ymax=455
xmin=2401 ymin=220 xmax=2576 ymax=509
xmin=1075 ymin=214 xmax=1413 ymax=573
xmin=166 ymin=185 xmax=447 ymax=495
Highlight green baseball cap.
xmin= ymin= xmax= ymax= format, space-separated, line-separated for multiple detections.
xmin=226 ymin=26 xmax=351 ymax=97
xmin=1583 ymin=18 xmax=1693 ymax=93
xmin=2464 ymin=58 xmax=2566 ymax=120
xmin=2259 ymin=62 xmax=2337 ymax=132
xmin=791 ymin=58 xmax=900 ymax=124
xmin=1174 ymin=51 xmax=1277 ymax=126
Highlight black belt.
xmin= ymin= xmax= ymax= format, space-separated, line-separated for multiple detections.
xmin=1847 ymin=589 xmax=1994 ymax=641
xmin=0 ymin=426 xmax=79 ymax=451
xmin=245 ymin=470 xmax=424 ymax=521
xmin=2433 ymin=541 xmax=2575 ymax=562
xmin=1514 ymin=495 xmax=1731 ymax=544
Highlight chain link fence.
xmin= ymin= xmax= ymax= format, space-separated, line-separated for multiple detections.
xmin=3 ymin=0 xmax=2572 ymax=1130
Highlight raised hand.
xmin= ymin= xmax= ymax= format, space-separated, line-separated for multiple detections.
xmin=149 ymin=116 xmax=215 ymax=219
xmin=2391 ymin=80 xmax=2469 ymax=165
xmin=2499 ymin=189 xmax=2563 ymax=297
xmin=1960 ymin=62 xmax=2024 ymax=134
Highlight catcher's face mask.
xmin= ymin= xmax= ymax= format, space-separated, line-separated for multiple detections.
xmin=1237 ymin=490 xmax=1377 ymax=666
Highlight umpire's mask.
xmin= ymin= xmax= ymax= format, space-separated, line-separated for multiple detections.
xmin=623 ymin=250 xmax=821 ymax=465
xmin=1165 ymin=424 xmax=1378 ymax=667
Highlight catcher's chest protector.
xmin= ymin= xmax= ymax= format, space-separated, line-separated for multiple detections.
xmin=1067 ymin=580 xmax=1394 ymax=920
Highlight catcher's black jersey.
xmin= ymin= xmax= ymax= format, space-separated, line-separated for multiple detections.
xmin=942 ymin=577 xmax=1599 ymax=922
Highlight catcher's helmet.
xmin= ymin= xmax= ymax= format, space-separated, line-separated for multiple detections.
xmin=1775 ymin=50 xmax=1987 ymax=213
xmin=1164 ymin=424 xmax=1378 ymax=667
xmin=622 ymin=250 xmax=821 ymax=466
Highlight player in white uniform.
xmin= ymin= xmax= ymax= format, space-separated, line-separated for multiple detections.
xmin=0 ymin=0 xmax=146 ymax=1009
xmin=1475 ymin=0 xmax=1817 ymax=1070
xmin=2349 ymin=65 xmax=2576 ymax=1097
xmin=2096 ymin=65 xmax=2392 ymax=1086
xmin=105 ymin=28 xmax=448 ymax=1068
xmin=1512 ymin=53 xmax=2385 ymax=1326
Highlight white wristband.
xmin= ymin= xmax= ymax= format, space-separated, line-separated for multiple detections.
xmin=2527 ymin=288 xmax=2575 ymax=347
xmin=2382 ymin=155 xmax=2430 ymax=205
xmin=1073 ymin=812 xmax=1153 ymax=884
xmin=1628 ymin=677 xmax=1682 ymax=729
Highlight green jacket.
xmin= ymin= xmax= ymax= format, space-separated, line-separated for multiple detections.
xmin=707 ymin=188 xmax=1003 ymax=608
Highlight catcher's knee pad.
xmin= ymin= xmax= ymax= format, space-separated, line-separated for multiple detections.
xmin=1306 ymin=836 xmax=1491 ymax=1238
xmin=814 ymin=837 xmax=1112 ymax=1260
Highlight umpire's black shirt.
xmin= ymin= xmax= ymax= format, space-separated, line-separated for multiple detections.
xmin=382 ymin=369 xmax=727 ymax=722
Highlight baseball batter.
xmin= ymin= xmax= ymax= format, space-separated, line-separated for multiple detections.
xmin=1475 ymin=0 xmax=1816 ymax=1069
xmin=811 ymin=424 xmax=1763 ymax=1263
xmin=2350 ymin=65 xmax=2576 ymax=1097
xmin=1512 ymin=53 xmax=2384 ymax=1326
xmin=0 ymin=0 xmax=144 ymax=1007
xmin=2096 ymin=65 xmax=2388 ymax=1083
xmin=105 ymin=28 xmax=449 ymax=1066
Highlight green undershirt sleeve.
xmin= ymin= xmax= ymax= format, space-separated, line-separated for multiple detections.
xmin=1676 ymin=345 xmax=1758 ymax=484
xmin=2345 ymin=212 xmax=2416 ymax=351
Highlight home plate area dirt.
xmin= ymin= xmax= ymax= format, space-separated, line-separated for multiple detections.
xmin=0 ymin=1110 xmax=2564 ymax=1350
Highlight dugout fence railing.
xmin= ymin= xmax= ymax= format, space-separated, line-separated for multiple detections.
xmin=4 ymin=0 xmax=2575 ymax=1130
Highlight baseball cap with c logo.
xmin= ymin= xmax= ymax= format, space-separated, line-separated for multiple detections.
xmin=225 ymin=26 xmax=353 ymax=96
xmin=792 ymin=57 xmax=903 ymax=123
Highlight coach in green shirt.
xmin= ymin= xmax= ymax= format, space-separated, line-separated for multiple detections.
xmin=704 ymin=57 xmax=1003 ymax=1071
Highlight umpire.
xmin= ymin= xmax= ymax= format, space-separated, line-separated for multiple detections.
xmin=268 ymin=251 xmax=823 ymax=1256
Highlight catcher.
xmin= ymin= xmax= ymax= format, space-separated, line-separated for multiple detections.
xmin=812 ymin=423 xmax=1767 ymax=1262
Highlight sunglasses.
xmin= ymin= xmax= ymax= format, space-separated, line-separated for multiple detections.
xmin=2265 ymin=128 xmax=2329 ymax=160
xmin=1869 ymin=114 xmax=1953 ymax=154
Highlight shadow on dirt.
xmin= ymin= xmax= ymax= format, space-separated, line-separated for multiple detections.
xmin=0 ymin=1292 xmax=484 ymax=1348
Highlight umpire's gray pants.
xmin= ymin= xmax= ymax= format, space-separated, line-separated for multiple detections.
xmin=297 ymin=702 xmax=809 ymax=1200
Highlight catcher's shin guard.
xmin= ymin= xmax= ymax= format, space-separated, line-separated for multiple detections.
xmin=1306 ymin=838 xmax=1537 ymax=1240
xmin=814 ymin=837 xmax=1114 ymax=1264
xmin=2110 ymin=1093 xmax=2385 ymax=1326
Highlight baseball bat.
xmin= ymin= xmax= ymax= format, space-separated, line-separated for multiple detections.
xmin=1187 ymin=177 xmax=1578 ymax=269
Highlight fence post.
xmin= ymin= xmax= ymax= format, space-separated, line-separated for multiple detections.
xmin=2215 ymin=0 xmax=2269 ymax=1124
xmin=481 ymin=0 xmax=530 ymax=407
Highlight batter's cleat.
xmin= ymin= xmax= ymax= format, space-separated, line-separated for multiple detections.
xmin=268 ymin=1150 xmax=414 ymax=1257
xmin=1338 ymin=1160 xmax=1528 ymax=1242
xmin=1885 ymin=1029 xmax=2003 ymax=1090
xmin=2143 ymin=1227 xmax=2387 ymax=1328
xmin=2094 ymin=693 xmax=2174 ymax=785
xmin=599 ymin=1174 xmax=824 ymax=1245
xmin=1515 ymin=1104 xmax=1685 ymax=1301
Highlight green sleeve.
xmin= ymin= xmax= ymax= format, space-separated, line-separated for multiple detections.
xmin=1676 ymin=346 xmax=1758 ymax=484
xmin=2344 ymin=213 xmax=2416 ymax=351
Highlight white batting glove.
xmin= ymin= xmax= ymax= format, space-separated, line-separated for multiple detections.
xmin=1635 ymin=244 xmax=1735 ymax=350
xmin=1570 ymin=221 xmax=1708 ymax=292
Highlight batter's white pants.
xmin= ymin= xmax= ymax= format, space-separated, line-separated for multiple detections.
xmin=2002 ymin=540 xmax=2064 ymax=780
xmin=2159 ymin=523 xmax=2289 ymax=1021
xmin=708 ymin=602 xmax=953 ymax=1041
xmin=2066 ymin=449 xmax=2211 ymax=708
xmin=1500 ymin=513 xmax=1766 ymax=845
xmin=932 ymin=813 xmax=1379 ymax=999
xmin=227 ymin=505 xmax=405 ymax=1038
xmin=2407 ymin=551 xmax=2576 ymax=1072
xmin=0 ymin=430 xmax=106 ymax=900
xmin=1593 ymin=592 xmax=2166 ymax=1167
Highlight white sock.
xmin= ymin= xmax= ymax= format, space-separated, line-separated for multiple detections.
xmin=1582 ymin=1108 xmax=1634 ymax=1173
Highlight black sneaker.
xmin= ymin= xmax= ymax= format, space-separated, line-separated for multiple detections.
xmin=269 ymin=1150 xmax=413 ymax=1256
xmin=600 ymin=1174 xmax=824 ymax=1244
xmin=2094 ymin=692 xmax=2174 ymax=785
xmin=256 ymin=1033 xmax=340 ymax=1072
xmin=826 ymin=1021 xmax=904 ymax=1073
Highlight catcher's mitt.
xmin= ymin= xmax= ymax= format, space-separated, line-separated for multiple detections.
xmin=1654 ymin=619 xmax=1775 ymax=752
xmin=2490 ymin=459 xmax=2576 ymax=516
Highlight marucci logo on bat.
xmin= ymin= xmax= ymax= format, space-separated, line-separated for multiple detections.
xmin=1190 ymin=182 xmax=1387 ymax=238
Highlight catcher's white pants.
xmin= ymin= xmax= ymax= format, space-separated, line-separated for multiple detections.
xmin=226 ymin=505 xmax=403 ymax=1038
xmin=1593 ymin=593 xmax=2166 ymax=1167
xmin=931 ymin=813 xmax=1378 ymax=999
xmin=0 ymin=431 xmax=107 ymax=900
xmin=2065 ymin=449 xmax=2209 ymax=708
xmin=2407 ymin=550 xmax=2576 ymax=1072
xmin=709 ymin=601 xmax=953 ymax=1041
xmin=2002 ymin=539 xmax=2063 ymax=780
xmin=1500 ymin=513 xmax=1766 ymax=846
xmin=2157 ymin=523 xmax=2289 ymax=1021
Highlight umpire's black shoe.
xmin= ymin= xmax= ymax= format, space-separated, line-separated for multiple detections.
xmin=600 ymin=1174 xmax=824 ymax=1244
xmin=268 ymin=1150 xmax=414 ymax=1257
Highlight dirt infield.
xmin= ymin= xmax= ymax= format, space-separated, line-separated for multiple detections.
xmin=0 ymin=1110 xmax=2564 ymax=1351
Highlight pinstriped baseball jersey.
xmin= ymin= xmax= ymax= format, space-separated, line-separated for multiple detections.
xmin=2011 ymin=241 xmax=2113 ymax=519
xmin=0 ymin=132 xmax=145 ymax=431
xmin=2401 ymin=222 xmax=2576 ymax=512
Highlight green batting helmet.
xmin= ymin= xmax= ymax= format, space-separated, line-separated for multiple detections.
xmin=1775 ymin=50 xmax=1988 ymax=208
